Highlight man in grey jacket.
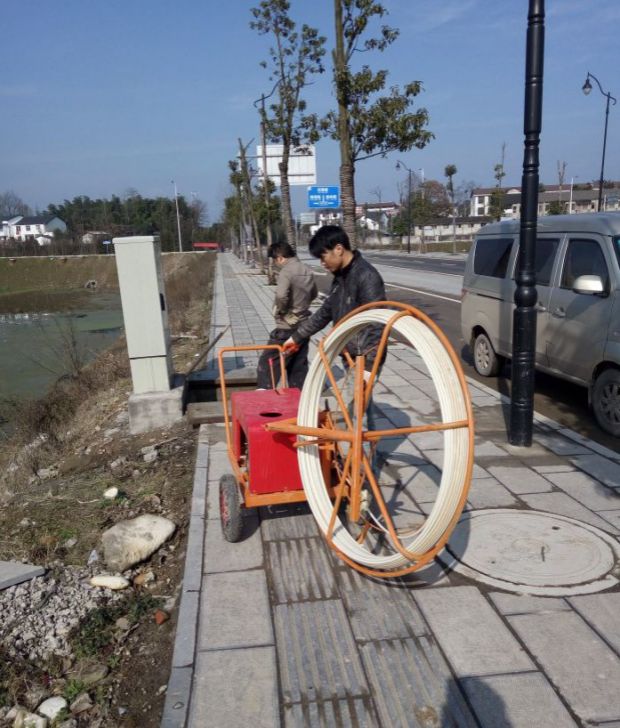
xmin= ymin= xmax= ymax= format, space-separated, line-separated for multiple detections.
xmin=256 ymin=242 xmax=318 ymax=389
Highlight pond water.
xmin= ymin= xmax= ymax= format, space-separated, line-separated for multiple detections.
xmin=0 ymin=292 xmax=124 ymax=408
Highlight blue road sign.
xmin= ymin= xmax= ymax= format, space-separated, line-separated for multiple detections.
xmin=308 ymin=186 xmax=340 ymax=209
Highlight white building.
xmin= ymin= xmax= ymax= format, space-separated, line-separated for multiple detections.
xmin=0 ymin=216 xmax=23 ymax=240
xmin=0 ymin=215 xmax=67 ymax=244
xmin=470 ymin=183 xmax=620 ymax=219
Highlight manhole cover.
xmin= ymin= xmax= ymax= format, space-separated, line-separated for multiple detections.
xmin=440 ymin=509 xmax=620 ymax=596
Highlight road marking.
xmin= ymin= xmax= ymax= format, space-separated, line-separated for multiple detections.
xmin=376 ymin=262 xmax=463 ymax=279
xmin=385 ymin=283 xmax=460 ymax=303
xmin=306 ymin=261 xmax=461 ymax=302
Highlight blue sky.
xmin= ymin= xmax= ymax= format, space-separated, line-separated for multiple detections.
xmin=2 ymin=0 xmax=619 ymax=221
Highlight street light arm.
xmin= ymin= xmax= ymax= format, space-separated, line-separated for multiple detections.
xmin=585 ymin=72 xmax=617 ymax=104
xmin=253 ymin=79 xmax=281 ymax=111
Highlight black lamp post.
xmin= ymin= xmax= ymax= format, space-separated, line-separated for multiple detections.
xmin=582 ymin=72 xmax=616 ymax=212
xmin=509 ymin=0 xmax=545 ymax=447
xmin=396 ymin=160 xmax=413 ymax=254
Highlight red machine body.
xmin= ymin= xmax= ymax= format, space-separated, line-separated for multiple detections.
xmin=231 ymin=388 xmax=303 ymax=495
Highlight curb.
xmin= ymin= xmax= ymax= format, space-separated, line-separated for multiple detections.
xmin=161 ymin=257 xmax=224 ymax=726
xmin=160 ymin=428 xmax=208 ymax=728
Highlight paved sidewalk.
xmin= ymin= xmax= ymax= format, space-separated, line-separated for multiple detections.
xmin=163 ymin=253 xmax=620 ymax=728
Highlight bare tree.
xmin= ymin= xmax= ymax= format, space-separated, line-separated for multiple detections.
xmin=0 ymin=190 xmax=31 ymax=218
xmin=250 ymin=0 xmax=326 ymax=246
xmin=490 ymin=142 xmax=507 ymax=220
xmin=557 ymin=160 xmax=567 ymax=208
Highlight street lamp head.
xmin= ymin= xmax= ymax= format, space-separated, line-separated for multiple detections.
xmin=582 ymin=76 xmax=592 ymax=96
xmin=395 ymin=161 xmax=401 ymax=170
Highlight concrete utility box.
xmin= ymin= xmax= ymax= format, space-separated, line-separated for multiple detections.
xmin=114 ymin=235 xmax=184 ymax=434
xmin=113 ymin=235 xmax=173 ymax=394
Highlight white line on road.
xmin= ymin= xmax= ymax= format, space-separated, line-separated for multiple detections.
xmin=304 ymin=259 xmax=461 ymax=302
xmin=385 ymin=283 xmax=461 ymax=303
xmin=377 ymin=262 xmax=463 ymax=279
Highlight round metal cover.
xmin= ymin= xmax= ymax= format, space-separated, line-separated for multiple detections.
xmin=441 ymin=509 xmax=620 ymax=596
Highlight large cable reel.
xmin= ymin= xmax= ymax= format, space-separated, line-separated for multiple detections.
xmin=295 ymin=301 xmax=474 ymax=578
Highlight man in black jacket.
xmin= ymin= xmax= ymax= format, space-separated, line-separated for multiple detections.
xmin=284 ymin=225 xmax=386 ymax=373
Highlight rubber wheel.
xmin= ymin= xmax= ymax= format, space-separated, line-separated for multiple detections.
xmin=592 ymin=368 xmax=620 ymax=437
xmin=473 ymin=331 xmax=501 ymax=377
xmin=219 ymin=474 xmax=243 ymax=542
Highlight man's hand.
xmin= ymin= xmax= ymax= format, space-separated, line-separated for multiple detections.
xmin=283 ymin=337 xmax=300 ymax=355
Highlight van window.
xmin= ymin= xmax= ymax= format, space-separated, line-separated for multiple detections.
xmin=473 ymin=238 xmax=513 ymax=278
xmin=514 ymin=238 xmax=560 ymax=286
xmin=560 ymin=238 xmax=609 ymax=290
xmin=614 ymin=236 xmax=620 ymax=270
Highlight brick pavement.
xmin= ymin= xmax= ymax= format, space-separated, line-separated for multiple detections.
xmin=162 ymin=253 xmax=620 ymax=728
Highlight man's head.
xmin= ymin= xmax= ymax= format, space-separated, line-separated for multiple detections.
xmin=268 ymin=241 xmax=295 ymax=265
xmin=308 ymin=225 xmax=353 ymax=274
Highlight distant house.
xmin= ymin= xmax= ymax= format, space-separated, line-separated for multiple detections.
xmin=0 ymin=216 xmax=23 ymax=240
xmin=0 ymin=215 xmax=67 ymax=244
xmin=356 ymin=201 xmax=400 ymax=233
xmin=470 ymin=183 xmax=620 ymax=219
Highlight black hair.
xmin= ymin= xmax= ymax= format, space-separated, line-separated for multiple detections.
xmin=268 ymin=241 xmax=295 ymax=259
xmin=308 ymin=225 xmax=351 ymax=258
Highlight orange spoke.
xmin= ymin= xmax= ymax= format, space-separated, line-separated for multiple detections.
xmin=318 ymin=342 xmax=354 ymax=431
xmin=266 ymin=421 xmax=353 ymax=442
xmin=363 ymin=309 xmax=408 ymax=408
xmin=356 ymin=521 xmax=372 ymax=544
xmin=349 ymin=356 xmax=366 ymax=523
xmin=326 ymin=448 xmax=353 ymax=542
xmin=364 ymin=419 xmax=471 ymax=441
xmin=361 ymin=452 xmax=421 ymax=562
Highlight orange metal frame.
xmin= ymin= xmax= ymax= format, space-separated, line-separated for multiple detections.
xmin=217 ymin=301 xmax=474 ymax=578
xmin=265 ymin=301 xmax=475 ymax=578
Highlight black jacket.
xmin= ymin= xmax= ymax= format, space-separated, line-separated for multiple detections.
xmin=292 ymin=250 xmax=386 ymax=365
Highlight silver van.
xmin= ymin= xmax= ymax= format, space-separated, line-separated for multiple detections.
xmin=461 ymin=213 xmax=620 ymax=436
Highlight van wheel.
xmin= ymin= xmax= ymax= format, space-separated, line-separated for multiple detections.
xmin=592 ymin=369 xmax=620 ymax=437
xmin=473 ymin=332 xmax=501 ymax=377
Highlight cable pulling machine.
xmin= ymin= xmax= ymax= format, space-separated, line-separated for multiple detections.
xmin=217 ymin=302 xmax=474 ymax=578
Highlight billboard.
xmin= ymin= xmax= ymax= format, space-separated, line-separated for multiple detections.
xmin=256 ymin=144 xmax=316 ymax=186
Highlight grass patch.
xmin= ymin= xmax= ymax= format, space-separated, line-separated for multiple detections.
xmin=63 ymin=678 xmax=87 ymax=702
xmin=71 ymin=593 xmax=163 ymax=659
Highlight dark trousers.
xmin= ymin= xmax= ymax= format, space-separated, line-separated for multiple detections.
xmin=256 ymin=327 xmax=309 ymax=390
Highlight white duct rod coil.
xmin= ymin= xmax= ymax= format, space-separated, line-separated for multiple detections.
xmin=297 ymin=308 xmax=470 ymax=570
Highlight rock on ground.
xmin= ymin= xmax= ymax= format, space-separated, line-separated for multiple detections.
xmin=101 ymin=514 xmax=176 ymax=572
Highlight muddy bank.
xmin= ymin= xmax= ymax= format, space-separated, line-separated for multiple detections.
xmin=0 ymin=289 xmax=115 ymax=315
xmin=0 ymin=251 xmax=204 ymax=314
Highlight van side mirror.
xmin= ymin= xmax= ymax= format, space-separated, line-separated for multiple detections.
xmin=572 ymin=274 xmax=606 ymax=296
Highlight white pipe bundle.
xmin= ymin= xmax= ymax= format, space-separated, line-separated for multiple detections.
xmin=297 ymin=308 xmax=470 ymax=570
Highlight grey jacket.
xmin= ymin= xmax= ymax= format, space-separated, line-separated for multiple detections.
xmin=273 ymin=256 xmax=318 ymax=330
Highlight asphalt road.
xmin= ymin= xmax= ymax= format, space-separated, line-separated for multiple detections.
xmin=303 ymin=251 xmax=619 ymax=452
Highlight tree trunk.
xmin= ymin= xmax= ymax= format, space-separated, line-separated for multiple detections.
xmin=238 ymin=138 xmax=265 ymax=273
xmin=279 ymin=145 xmax=296 ymax=248
xmin=334 ymin=0 xmax=357 ymax=246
